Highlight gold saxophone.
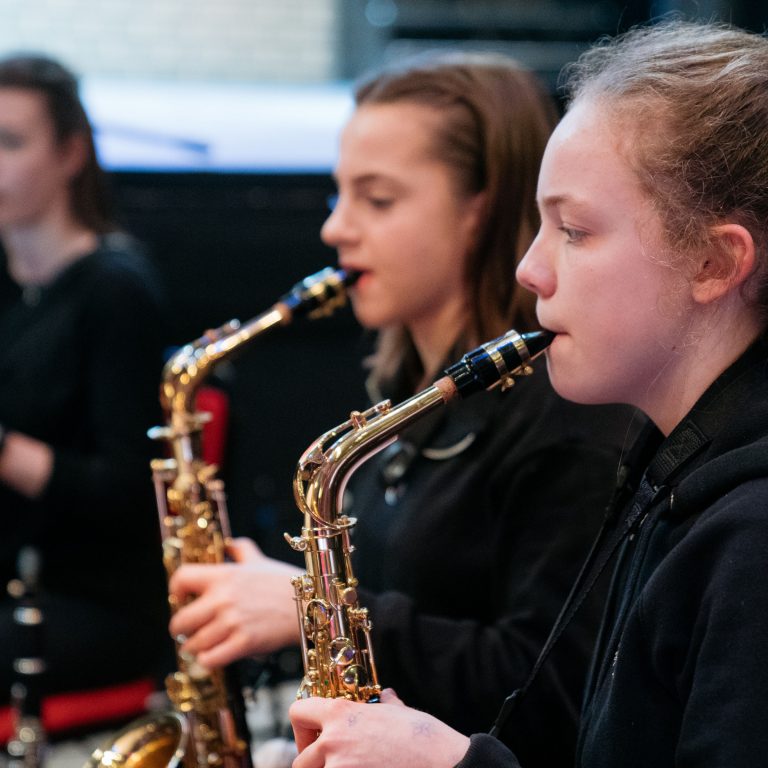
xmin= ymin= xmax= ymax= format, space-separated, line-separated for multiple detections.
xmin=84 ymin=267 xmax=358 ymax=768
xmin=284 ymin=328 xmax=553 ymax=702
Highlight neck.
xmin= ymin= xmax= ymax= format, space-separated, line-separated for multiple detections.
xmin=3 ymin=205 xmax=98 ymax=287
xmin=408 ymin=298 xmax=468 ymax=390
xmin=642 ymin=302 xmax=761 ymax=436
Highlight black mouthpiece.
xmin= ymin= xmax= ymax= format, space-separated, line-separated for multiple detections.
xmin=445 ymin=329 xmax=554 ymax=397
xmin=280 ymin=267 xmax=359 ymax=318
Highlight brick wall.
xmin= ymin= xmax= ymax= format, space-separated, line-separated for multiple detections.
xmin=0 ymin=0 xmax=339 ymax=81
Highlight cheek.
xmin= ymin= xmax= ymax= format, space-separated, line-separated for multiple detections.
xmin=6 ymin=155 xmax=55 ymax=197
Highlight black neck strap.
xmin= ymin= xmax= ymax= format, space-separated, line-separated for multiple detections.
xmin=489 ymin=471 xmax=667 ymax=738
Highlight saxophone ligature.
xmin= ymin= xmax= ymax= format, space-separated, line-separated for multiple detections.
xmin=285 ymin=328 xmax=554 ymax=702
xmin=84 ymin=267 xmax=358 ymax=768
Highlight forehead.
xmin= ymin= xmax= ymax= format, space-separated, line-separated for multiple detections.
xmin=336 ymin=102 xmax=443 ymax=174
xmin=0 ymin=87 xmax=51 ymax=129
xmin=538 ymin=99 xmax=648 ymax=212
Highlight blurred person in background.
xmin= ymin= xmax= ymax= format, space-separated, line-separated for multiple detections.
xmin=0 ymin=53 xmax=172 ymax=701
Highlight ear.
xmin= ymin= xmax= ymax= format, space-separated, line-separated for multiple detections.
xmin=691 ymin=223 xmax=756 ymax=305
xmin=460 ymin=190 xmax=488 ymax=250
xmin=58 ymin=132 xmax=89 ymax=181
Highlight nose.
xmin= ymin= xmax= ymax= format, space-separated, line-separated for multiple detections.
xmin=320 ymin=193 xmax=355 ymax=249
xmin=516 ymin=232 xmax=555 ymax=299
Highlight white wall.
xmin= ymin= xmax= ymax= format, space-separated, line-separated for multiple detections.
xmin=0 ymin=0 xmax=338 ymax=82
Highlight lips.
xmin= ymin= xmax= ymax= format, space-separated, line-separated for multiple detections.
xmin=340 ymin=264 xmax=371 ymax=289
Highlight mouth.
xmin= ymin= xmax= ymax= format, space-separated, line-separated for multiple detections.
xmin=340 ymin=264 xmax=371 ymax=286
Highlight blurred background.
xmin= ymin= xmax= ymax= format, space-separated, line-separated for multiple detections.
xmin=0 ymin=0 xmax=766 ymax=559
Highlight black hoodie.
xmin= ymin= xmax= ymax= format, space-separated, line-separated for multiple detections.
xmin=457 ymin=339 xmax=768 ymax=768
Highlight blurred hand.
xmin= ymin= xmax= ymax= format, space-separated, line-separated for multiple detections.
xmin=168 ymin=537 xmax=301 ymax=668
xmin=290 ymin=689 xmax=471 ymax=768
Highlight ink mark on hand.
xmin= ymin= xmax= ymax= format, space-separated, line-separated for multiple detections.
xmin=412 ymin=720 xmax=433 ymax=737
xmin=347 ymin=714 xmax=359 ymax=727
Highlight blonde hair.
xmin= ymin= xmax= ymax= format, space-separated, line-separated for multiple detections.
xmin=563 ymin=20 xmax=768 ymax=320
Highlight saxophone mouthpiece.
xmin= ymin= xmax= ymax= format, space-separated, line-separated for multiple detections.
xmin=339 ymin=268 xmax=361 ymax=287
xmin=445 ymin=329 xmax=555 ymax=397
xmin=279 ymin=266 xmax=359 ymax=320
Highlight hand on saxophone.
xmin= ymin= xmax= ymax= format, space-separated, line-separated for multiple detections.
xmin=168 ymin=537 xmax=302 ymax=668
xmin=289 ymin=688 xmax=471 ymax=768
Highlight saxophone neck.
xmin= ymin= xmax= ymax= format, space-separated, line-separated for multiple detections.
xmin=293 ymin=382 xmax=455 ymax=529
xmin=157 ymin=267 xmax=359 ymax=417
xmin=291 ymin=328 xmax=554 ymax=532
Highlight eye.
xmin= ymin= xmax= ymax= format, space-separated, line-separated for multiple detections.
xmin=0 ymin=131 xmax=24 ymax=151
xmin=366 ymin=196 xmax=394 ymax=210
xmin=558 ymin=226 xmax=587 ymax=244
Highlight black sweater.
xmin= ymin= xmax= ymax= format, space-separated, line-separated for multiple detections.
xmin=457 ymin=340 xmax=768 ymax=767
xmin=345 ymin=360 xmax=637 ymax=768
xmin=0 ymin=236 xmax=171 ymax=693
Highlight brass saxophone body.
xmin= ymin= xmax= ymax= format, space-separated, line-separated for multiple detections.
xmin=84 ymin=267 xmax=358 ymax=768
xmin=285 ymin=328 xmax=554 ymax=702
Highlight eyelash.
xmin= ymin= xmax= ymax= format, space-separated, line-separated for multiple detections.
xmin=367 ymin=196 xmax=393 ymax=210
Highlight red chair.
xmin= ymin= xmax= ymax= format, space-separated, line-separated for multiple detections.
xmin=0 ymin=387 xmax=231 ymax=744
xmin=0 ymin=677 xmax=156 ymax=743
xmin=196 ymin=385 xmax=230 ymax=468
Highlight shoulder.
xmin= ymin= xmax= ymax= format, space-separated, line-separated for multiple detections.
xmin=645 ymin=476 xmax=768 ymax=616
xmin=686 ymin=475 xmax=768 ymax=556
xmin=81 ymin=234 xmax=164 ymax=306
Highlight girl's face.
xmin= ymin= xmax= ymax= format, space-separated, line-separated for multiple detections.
xmin=0 ymin=87 xmax=78 ymax=230
xmin=321 ymin=102 xmax=484 ymax=342
xmin=517 ymin=99 xmax=695 ymax=419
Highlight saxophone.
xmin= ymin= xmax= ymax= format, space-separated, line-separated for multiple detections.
xmin=84 ymin=267 xmax=358 ymax=768
xmin=285 ymin=328 xmax=553 ymax=702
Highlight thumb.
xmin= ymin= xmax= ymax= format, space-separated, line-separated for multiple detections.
xmin=226 ymin=536 xmax=260 ymax=563
xmin=379 ymin=688 xmax=406 ymax=707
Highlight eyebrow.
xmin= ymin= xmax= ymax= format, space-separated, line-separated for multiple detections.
xmin=332 ymin=171 xmax=387 ymax=184
xmin=539 ymin=194 xmax=591 ymax=214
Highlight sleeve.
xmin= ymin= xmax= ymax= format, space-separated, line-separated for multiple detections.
xmin=41 ymin=251 xmax=168 ymax=520
xmin=453 ymin=734 xmax=523 ymax=768
xmin=361 ymin=437 xmax=621 ymax=765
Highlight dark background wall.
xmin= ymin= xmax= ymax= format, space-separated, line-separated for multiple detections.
xmin=111 ymin=172 xmax=372 ymax=563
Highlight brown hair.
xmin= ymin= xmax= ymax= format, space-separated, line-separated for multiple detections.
xmin=562 ymin=20 xmax=768 ymax=321
xmin=354 ymin=51 xmax=557 ymax=387
xmin=0 ymin=53 xmax=115 ymax=233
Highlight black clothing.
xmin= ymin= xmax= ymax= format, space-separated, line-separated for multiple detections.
xmin=347 ymin=361 xmax=637 ymax=768
xmin=456 ymin=340 xmax=768 ymax=767
xmin=0 ymin=234 xmax=172 ymax=697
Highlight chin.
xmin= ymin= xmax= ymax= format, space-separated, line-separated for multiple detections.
xmin=544 ymin=346 xmax=600 ymax=405
xmin=349 ymin=307 xmax=390 ymax=332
